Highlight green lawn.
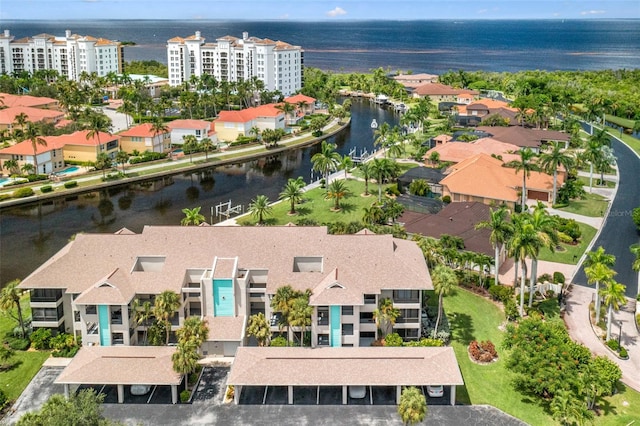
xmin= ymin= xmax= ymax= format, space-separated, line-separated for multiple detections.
xmin=237 ymin=178 xmax=393 ymax=226
xmin=605 ymin=114 xmax=636 ymax=129
xmin=0 ymin=294 xmax=50 ymax=403
xmin=557 ymin=192 xmax=608 ymax=217
xmin=578 ymin=176 xmax=615 ymax=188
xmin=538 ymin=222 xmax=597 ymax=264
xmin=442 ymin=288 xmax=640 ymax=425
xmin=606 ymin=125 xmax=640 ymax=157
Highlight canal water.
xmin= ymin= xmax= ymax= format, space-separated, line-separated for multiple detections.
xmin=0 ymin=100 xmax=399 ymax=283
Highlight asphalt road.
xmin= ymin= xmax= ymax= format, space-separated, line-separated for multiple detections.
xmin=573 ymin=137 xmax=640 ymax=296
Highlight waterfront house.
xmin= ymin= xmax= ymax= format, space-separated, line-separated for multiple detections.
xmin=0 ymin=137 xmax=65 ymax=175
xmin=424 ymin=137 xmax=520 ymax=165
xmin=412 ymin=83 xmax=478 ymax=103
xmin=0 ymin=106 xmax=65 ymax=132
xmin=475 ymin=126 xmax=570 ymax=154
xmin=214 ymin=104 xmax=285 ymax=142
xmin=166 ymin=119 xmax=216 ymax=146
xmin=118 ymin=123 xmax=171 ymax=154
xmin=283 ymin=93 xmax=317 ymax=115
xmin=55 ymin=130 xmax=120 ymax=163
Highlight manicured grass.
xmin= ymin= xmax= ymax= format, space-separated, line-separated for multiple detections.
xmin=605 ymin=114 xmax=636 ymax=129
xmin=578 ymin=176 xmax=615 ymax=188
xmin=606 ymin=125 xmax=640 ymax=157
xmin=538 ymin=222 xmax=597 ymax=264
xmin=442 ymin=288 xmax=640 ymax=425
xmin=237 ymin=178 xmax=393 ymax=226
xmin=557 ymin=192 xmax=608 ymax=217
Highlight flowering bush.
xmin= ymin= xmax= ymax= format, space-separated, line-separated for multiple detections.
xmin=469 ymin=340 xmax=498 ymax=363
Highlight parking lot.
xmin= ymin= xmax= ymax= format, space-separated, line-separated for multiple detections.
xmin=76 ymin=384 xmax=175 ymax=404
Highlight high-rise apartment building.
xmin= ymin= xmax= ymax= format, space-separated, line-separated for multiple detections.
xmin=0 ymin=29 xmax=123 ymax=81
xmin=167 ymin=31 xmax=303 ymax=96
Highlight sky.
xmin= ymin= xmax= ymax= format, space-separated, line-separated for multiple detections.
xmin=2 ymin=0 xmax=639 ymax=21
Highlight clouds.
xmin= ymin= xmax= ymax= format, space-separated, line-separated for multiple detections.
xmin=580 ymin=10 xmax=606 ymax=15
xmin=326 ymin=7 xmax=347 ymax=18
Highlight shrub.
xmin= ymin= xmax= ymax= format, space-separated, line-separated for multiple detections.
xmin=505 ymin=299 xmax=519 ymax=321
xmin=557 ymin=231 xmax=574 ymax=244
xmin=40 ymin=185 xmax=53 ymax=193
xmin=0 ymin=389 xmax=6 ymax=410
xmin=633 ymin=207 xmax=640 ymax=231
xmin=7 ymin=337 xmax=30 ymax=351
xmin=0 ymin=194 xmax=11 ymax=201
xmin=537 ymin=273 xmax=553 ymax=283
xmin=619 ymin=347 xmax=628 ymax=358
xmin=26 ymin=174 xmax=48 ymax=182
xmin=637 ymin=314 xmax=640 ymax=328
xmin=64 ymin=180 xmax=78 ymax=189
xmin=489 ymin=284 xmax=513 ymax=303
xmin=384 ymin=332 xmax=403 ymax=347
xmin=269 ymin=336 xmax=287 ymax=347
xmin=180 ymin=390 xmax=191 ymax=403
xmin=403 ymin=338 xmax=443 ymax=347
xmin=13 ymin=187 xmax=34 ymax=198
xmin=30 ymin=328 xmax=52 ymax=350
xmin=553 ymin=272 xmax=566 ymax=284
xmin=556 ymin=217 xmax=581 ymax=242
xmin=606 ymin=339 xmax=620 ymax=351
xmin=385 ymin=184 xmax=401 ymax=196
xmin=442 ymin=195 xmax=451 ymax=204
xmin=469 ymin=340 xmax=498 ymax=363
xmin=225 ymin=385 xmax=235 ymax=401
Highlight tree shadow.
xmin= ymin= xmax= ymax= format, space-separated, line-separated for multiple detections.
xmin=294 ymin=206 xmax=312 ymax=216
xmin=333 ymin=202 xmax=356 ymax=214
xmin=0 ymin=360 xmax=23 ymax=372
xmin=447 ymin=312 xmax=475 ymax=345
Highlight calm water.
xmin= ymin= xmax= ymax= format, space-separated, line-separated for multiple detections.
xmin=0 ymin=100 xmax=397 ymax=283
xmin=4 ymin=20 xmax=640 ymax=72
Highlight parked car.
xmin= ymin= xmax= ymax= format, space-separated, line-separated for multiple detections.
xmin=348 ymin=386 xmax=366 ymax=399
xmin=426 ymin=385 xmax=444 ymax=397
xmin=130 ymin=385 xmax=151 ymax=396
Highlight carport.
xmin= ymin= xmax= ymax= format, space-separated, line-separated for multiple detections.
xmin=55 ymin=346 xmax=182 ymax=404
xmin=202 ymin=315 xmax=245 ymax=357
xmin=228 ymin=346 xmax=464 ymax=406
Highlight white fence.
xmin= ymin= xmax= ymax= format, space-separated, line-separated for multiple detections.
xmin=514 ymin=282 xmax=563 ymax=297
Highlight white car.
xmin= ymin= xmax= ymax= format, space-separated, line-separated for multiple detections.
xmin=348 ymin=386 xmax=366 ymax=399
xmin=130 ymin=385 xmax=151 ymax=396
xmin=426 ymin=385 xmax=444 ymax=398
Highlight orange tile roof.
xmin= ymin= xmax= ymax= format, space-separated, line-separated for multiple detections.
xmin=425 ymin=137 xmax=519 ymax=164
xmin=119 ymin=123 xmax=167 ymax=138
xmin=167 ymin=119 xmax=211 ymax=130
xmin=0 ymin=137 xmax=61 ymax=155
xmin=216 ymin=104 xmax=283 ymax=123
xmin=56 ymin=130 xmax=118 ymax=147
xmin=0 ymin=106 xmax=64 ymax=124
xmin=441 ymin=153 xmax=560 ymax=202
xmin=284 ymin=94 xmax=315 ymax=104
xmin=413 ymin=83 xmax=478 ymax=97
xmin=1 ymin=130 xmax=119 ymax=155
xmin=468 ymin=99 xmax=515 ymax=110
xmin=0 ymin=93 xmax=59 ymax=108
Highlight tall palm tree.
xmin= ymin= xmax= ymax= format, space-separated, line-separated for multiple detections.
xmin=279 ymin=178 xmax=304 ymax=215
xmin=12 ymin=112 xmax=29 ymax=139
xmin=270 ymin=285 xmax=297 ymax=344
xmin=182 ymin=135 xmax=198 ymax=163
xmin=85 ymin=111 xmax=113 ymax=150
xmin=475 ymin=206 xmax=513 ymax=286
xmin=600 ymin=280 xmax=627 ymax=341
xmin=115 ymin=150 xmax=129 ymax=175
xmin=0 ymin=279 xmax=27 ymax=338
xmin=326 ymin=179 xmax=350 ymax=211
xmin=631 ymin=244 xmax=640 ymax=304
xmin=369 ymin=158 xmax=397 ymax=202
xmin=527 ymin=204 xmax=558 ymax=307
xmin=582 ymin=129 xmax=609 ymax=193
xmin=507 ymin=148 xmax=538 ymax=211
xmin=249 ymin=194 xmax=272 ymax=225
xmin=246 ymin=312 xmax=271 ymax=347
xmin=338 ymin=155 xmax=353 ymax=179
xmin=22 ymin=122 xmax=47 ymax=175
xmin=181 ymin=206 xmax=206 ymax=226
xmin=153 ymin=290 xmax=181 ymax=345
xmin=176 ymin=316 xmax=209 ymax=347
xmin=275 ymin=101 xmax=296 ymax=125
xmin=172 ymin=339 xmax=200 ymax=390
xmin=358 ymin=161 xmax=373 ymax=196
xmin=583 ymin=246 xmax=616 ymax=325
xmin=372 ymin=298 xmax=400 ymax=337
xmin=431 ymin=264 xmax=458 ymax=334
xmin=398 ymin=386 xmax=427 ymax=425
xmin=373 ymin=122 xmax=391 ymax=155
xmin=288 ymin=295 xmax=313 ymax=346
xmin=132 ymin=298 xmax=153 ymax=345
xmin=539 ymin=141 xmax=574 ymax=205
xmin=200 ymin=138 xmax=215 ymax=161
xmin=508 ymin=213 xmax=541 ymax=317
xmin=150 ymin=117 xmax=169 ymax=149
xmin=311 ymin=141 xmax=341 ymax=184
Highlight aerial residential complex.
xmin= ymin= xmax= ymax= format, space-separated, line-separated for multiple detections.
xmin=0 ymin=30 xmax=123 ymax=81
xmin=167 ymin=31 xmax=303 ymax=96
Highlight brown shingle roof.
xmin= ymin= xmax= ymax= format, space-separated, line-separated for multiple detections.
xmin=204 ymin=315 xmax=246 ymax=341
xmin=228 ymin=347 xmax=464 ymax=386
xmin=476 ymin=126 xmax=569 ymax=149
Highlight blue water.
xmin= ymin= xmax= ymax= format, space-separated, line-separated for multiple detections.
xmin=4 ymin=20 xmax=639 ymax=72
xmin=57 ymin=166 xmax=79 ymax=175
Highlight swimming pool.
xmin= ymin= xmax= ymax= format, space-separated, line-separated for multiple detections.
xmin=0 ymin=177 xmax=11 ymax=186
xmin=57 ymin=166 xmax=80 ymax=175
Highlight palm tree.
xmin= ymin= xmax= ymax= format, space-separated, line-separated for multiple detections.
xmin=339 ymin=155 xmax=353 ymax=179
xmin=275 ymin=101 xmax=296 ymax=125
xmin=153 ymin=290 xmax=181 ymax=345
xmin=279 ymin=178 xmax=304 ymax=215
xmin=584 ymin=246 xmax=617 ymax=325
xmin=246 ymin=312 xmax=271 ymax=347
xmin=248 ymin=126 xmax=261 ymax=142
xmin=3 ymin=159 xmax=19 ymax=175
xmin=12 ymin=112 xmax=29 ymax=137
xmin=172 ymin=339 xmax=200 ymax=390
xmin=431 ymin=264 xmax=457 ymax=334
xmin=176 ymin=316 xmax=209 ymax=347
xmin=398 ymin=386 xmax=427 ymax=425
xmin=182 ymin=135 xmax=198 ymax=163
xmin=527 ymin=205 xmax=558 ymax=307
xmin=326 ymin=179 xmax=350 ymax=211
xmin=289 ymin=295 xmax=313 ymax=346
xmin=85 ymin=111 xmax=113 ymax=149
xmin=358 ymin=161 xmax=373 ymax=196
xmin=582 ymin=129 xmax=609 ymax=193
xmin=270 ymin=285 xmax=297 ymax=344
xmin=374 ymin=122 xmax=391 ymax=155
xmin=20 ymin=163 xmax=34 ymax=175
xmin=249 ymin=194 xmax=272 ymax=225
xmin=199 ymin=138 xmax=215 ymax=161
xmin=475 ymin=206 xmax=513 ymax=286
xmin=23 ymin=122 xmax=47 ymax=175
xmin=600 ymin=280 xmax=627 ymax=341
xmin=115 ymin=150 xmax=129 ymax=175
xmin=0 ymin=279 xmax=27 ymax=338
xmin=507 ymin=148 xmax=538 ymax=211
xmin=181 ymin=206 xmax=206 ymax=226
xmin=132 ymin=298 xmax=153 ymax=345
xmin=539 ymin=141 xmax=574 ymax=205
xmin=372 ymin=298 xmax=400 ymax=337
xmin=508 ymin=213 xmax=541 ymax=317
xmin=631 ymin=244 xmax=640 ymax=304
xmin=94 ymin=152 xmax=112 ymax=179
xmin=311 ymin=141 xmax=341 ymax=184
xmin=150 ymin=117 xmax=169 ymax=149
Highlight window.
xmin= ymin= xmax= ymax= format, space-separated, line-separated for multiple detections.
xmin=112 ymin=333 xmax=124 ymax=345
xmin=396 ymin=328 xmax=419 ymax=339
xmin=317 ymin=307 xmax=329 ymax=326
xmin=74 ymin=311 xmax=80 ymax=322
xmin=342 ymin=324 xmax=354 ymax=336
xmin=342 ymin=306 xmax=353 ymax=316
xmin=393 ymin=290 xmax=420 ymax=303
xmin=30 ymin=289 xmax=62 ymax=302
xmin=359 ymin=312 xmax=374 ymax=324
xmin=318 ymin=334 xmax=329 ymax=346
xmin=364 ymin=294 xmax=376 ymax=305
xmin=397 ymin=309 xmax=420 ymax=323
xmin=86 ymin=305 xmax=97 ymax=315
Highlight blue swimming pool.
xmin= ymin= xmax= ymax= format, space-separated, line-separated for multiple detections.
xmin=57 ymin=166 xmax=80 ymax=175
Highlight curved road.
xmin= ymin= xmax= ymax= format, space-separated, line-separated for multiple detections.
xmin=573 ymin=135 xmax=640 ymax=297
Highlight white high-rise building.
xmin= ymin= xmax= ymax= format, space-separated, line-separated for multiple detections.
xmin=167 ymin=31 xmax=303 ymax=96
xmin=0 ymin=29 xmax=123 ymax=81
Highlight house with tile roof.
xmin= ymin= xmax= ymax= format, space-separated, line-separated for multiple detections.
xmin=412 ymin=83 xmax=479 ymax=103
xmin=440 ymin=153 xmax=562 ymax=208
xmin=0 ymin=92 xmax=60 ymax=110
xmin=19 ymin=226 xmax=431 ymax=355
xmin=166 ymin=119 xmax=216 ymax=145
xmin=475 ymin=126 xmax=570 ymax=154
xmin=0 ymin=136 xmax=65 ymax=175
xmin=0 ymin=106 xmax=65 ymax=132
xmin=424 ymin=137 xmax=520 ymax=165
xmin=214 ymin=104 xmax=285 ymax=142
xmin=118 ymin=123 xmax=172 ymax=154
xmin=54 ymin=130 xmax=121 ymax=163
xmin=284 ymin=94 xmax=317 ymax=115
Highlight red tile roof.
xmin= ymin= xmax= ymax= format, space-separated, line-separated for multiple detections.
xmin=0 ymin=130 xmax=118 ymax=155
xmin=0 ymin=106 xmax=64 ymax=124
xmin=0 ymin=93 xmax=59 ymax=108
xmin=216 ymin=104 xmax=283 ymax=123
xmin=167 ymin=119 xmax=211 ymax=130
xmin=284 ymin=94 xmax=315 ymax=104
xmin=119 ymin=123 xmax=167 ymax=138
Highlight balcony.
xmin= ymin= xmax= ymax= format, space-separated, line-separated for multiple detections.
xmin=31 ymin=289 xmax=62 ymax=303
